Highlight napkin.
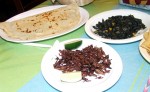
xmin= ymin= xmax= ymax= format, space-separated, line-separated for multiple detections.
xmin=119 ymin=0 xmax=150 ymax=10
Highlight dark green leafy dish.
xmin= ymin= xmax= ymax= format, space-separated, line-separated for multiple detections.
xmin=93 ymin=15 xmax=146 ymax=39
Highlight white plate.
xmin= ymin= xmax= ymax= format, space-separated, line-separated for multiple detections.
xmin=0 ymin=5 xmax=89 ymax=43
xmin=41 ymin=38 xmax=123 ymax=92
xmin=139 ymin=39 xmax=150 ymax=63
xmin=85 ymin=9 xmax=150 ymax=44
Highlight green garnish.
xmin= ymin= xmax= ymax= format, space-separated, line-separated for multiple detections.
xmin=65 ymin=39 xmax=82 ymax=50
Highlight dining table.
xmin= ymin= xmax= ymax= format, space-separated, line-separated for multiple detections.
xmin=0 ymin=0 xmax=150 ymax=92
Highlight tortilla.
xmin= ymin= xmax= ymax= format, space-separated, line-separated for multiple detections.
xmin=141 ymin=29 xmax=150 ymax=53
xmin=0 ymin=3 xmax=80 ymax=40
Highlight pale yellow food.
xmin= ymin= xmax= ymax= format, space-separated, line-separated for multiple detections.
xmin=141 ymin=29 xmax=150 ymax=53
xmin=0 ymin=3 xmax=80 ymax=40
xmin=60 ymin=71 xmax=82 ymax=82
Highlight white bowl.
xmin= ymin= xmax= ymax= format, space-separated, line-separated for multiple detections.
xmin=52 ymin=0 xmax=94 ymax=6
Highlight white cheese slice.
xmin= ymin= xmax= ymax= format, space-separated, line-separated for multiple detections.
xmin=60 ymin=71 xmax=82 ymax=82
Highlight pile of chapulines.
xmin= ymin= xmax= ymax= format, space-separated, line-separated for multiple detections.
xmin=53 ymin=45 xmax=111 ymax=81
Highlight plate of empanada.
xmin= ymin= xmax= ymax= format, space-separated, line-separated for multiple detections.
xmin=0 ymin=4 xmax=89 ymax=42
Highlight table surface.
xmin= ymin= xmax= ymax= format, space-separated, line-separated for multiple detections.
xmin=0 ymin=0 xmax=150 ymax=92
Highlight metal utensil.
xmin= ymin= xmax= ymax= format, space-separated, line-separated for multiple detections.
xmin=22 ymin=40 xmax=59 ymax=48
xmin=23 ymin=43 xmax=52 ymax=48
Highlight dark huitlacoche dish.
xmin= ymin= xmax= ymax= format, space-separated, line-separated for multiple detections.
xmin=53 ymin=45 xmax=111 ymax=82
xmin=93 ymin=15 xmax=146 ymax=39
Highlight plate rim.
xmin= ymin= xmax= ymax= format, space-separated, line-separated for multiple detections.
xmin=0 ymin=5 xmax=89 ymax=43
xmin=139 ymin=39 xmax=150 ymax=63
xmin=85 ymin=9 xmax=150 ymax=44
xmin=41 ymin=38 xmax=123 ymax=92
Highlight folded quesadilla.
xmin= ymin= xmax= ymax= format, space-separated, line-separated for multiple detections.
xmin=0 ymin=3 xmax=80 ymax=40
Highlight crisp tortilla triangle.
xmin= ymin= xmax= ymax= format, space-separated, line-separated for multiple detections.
xmin=141 ymin=29 xmax=150 ymax=53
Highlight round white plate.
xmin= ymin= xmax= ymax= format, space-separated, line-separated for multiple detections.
xmin=0 ymin=5 xmax=89 ymax=43
xmin=85 ymin=9 xmax=150 ymax=44
xmin=139 ymin=39 xmax=150 ymax=63
xmin=41 ymin=38 xmax=123 ymax=92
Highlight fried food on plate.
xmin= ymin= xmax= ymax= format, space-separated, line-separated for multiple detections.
xmin=141 ymin=29 xmax=150 ymax=53
xmin=0 ymin=3 xmax=80 ymax=40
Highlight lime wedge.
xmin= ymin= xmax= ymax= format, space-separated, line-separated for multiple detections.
xmin=65 ymin=39 xmax=82 ymax=50
xmin=60 ymin=71 xmax=82 ymax=83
